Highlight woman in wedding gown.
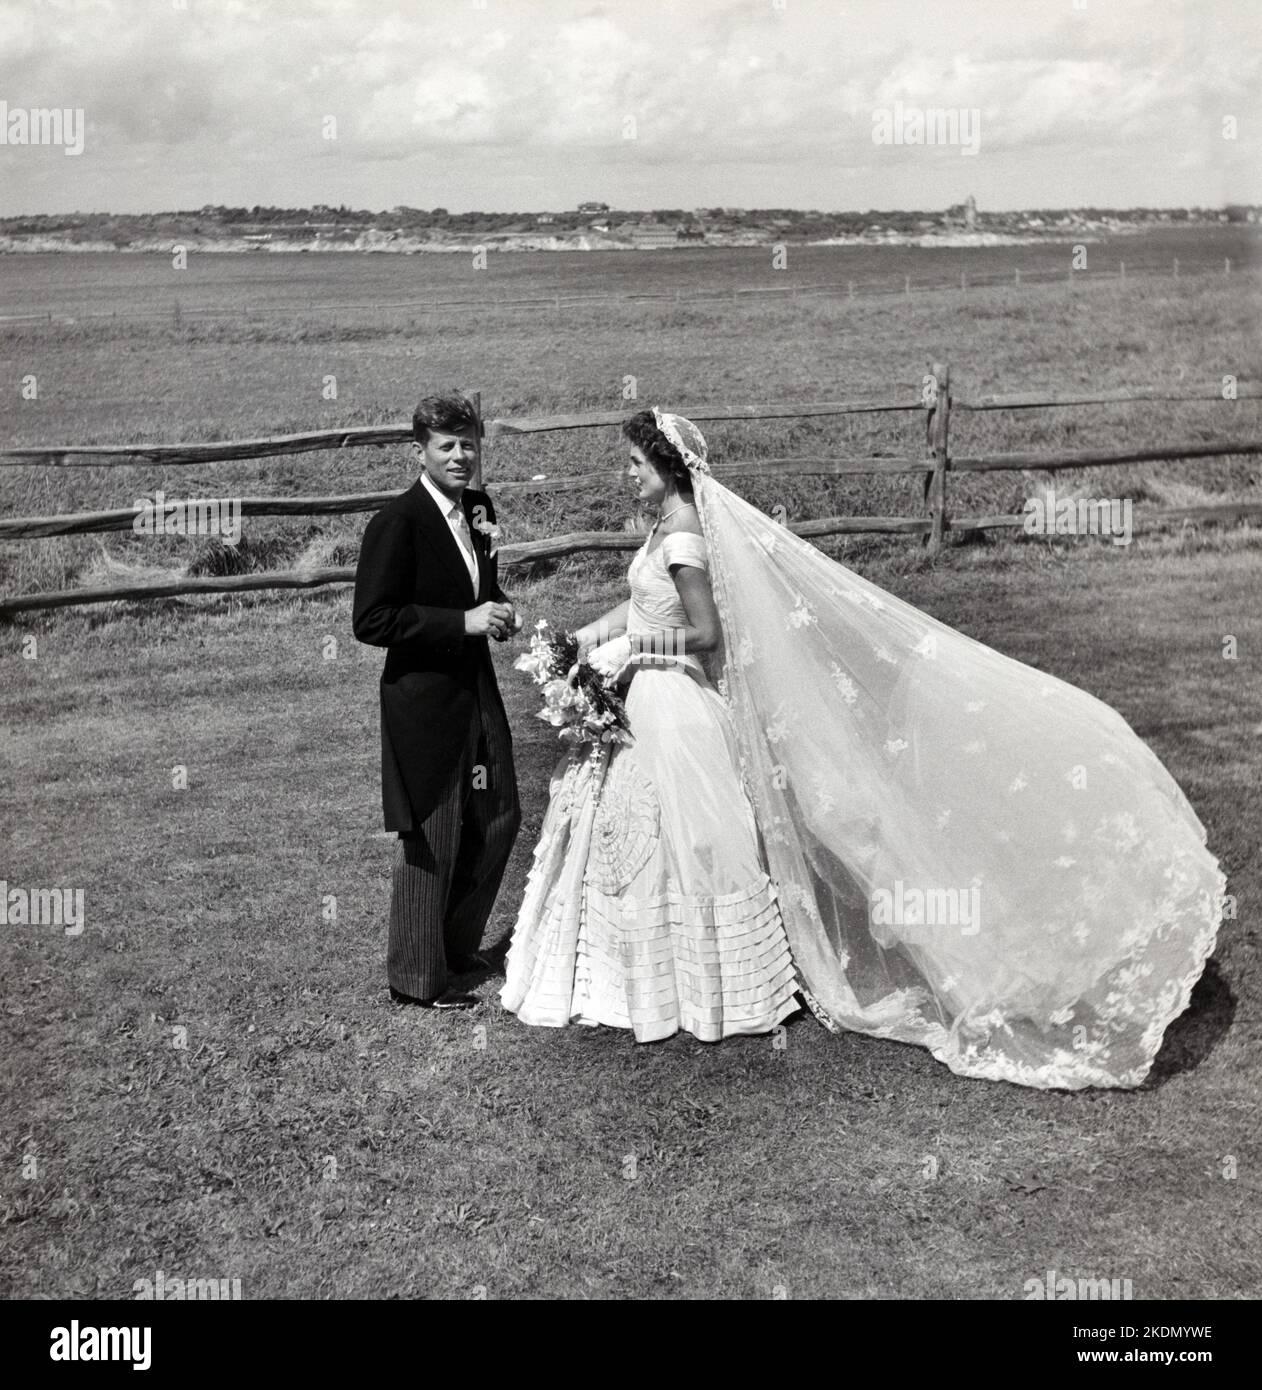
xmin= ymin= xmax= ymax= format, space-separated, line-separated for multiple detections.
xmin=500 ymin=411 xmax=802 ymax=1042
xmin=500 ymin=410 xmax=1226 ymax=1089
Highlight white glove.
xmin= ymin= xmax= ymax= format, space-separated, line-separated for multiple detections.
xmin=586 ymin=634 xmax=633 ymax=683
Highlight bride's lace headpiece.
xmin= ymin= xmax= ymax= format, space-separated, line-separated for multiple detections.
xmin=651 ymin=408 xmax=711 ymax=475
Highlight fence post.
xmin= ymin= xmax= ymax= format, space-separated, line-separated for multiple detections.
xmin=471 ymin=389 xmax=485 ymax=490
xmin=922 ymin=361 xmax=951 ymax=551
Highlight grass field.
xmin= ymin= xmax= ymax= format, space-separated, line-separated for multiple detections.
xmin=3 ymin=225 xmax=1253 ymax=320
xmin=1 ymin=534 xmax=1258 ymax=1299
xmin=1 ymin=235 xmax=1260 ymax=1299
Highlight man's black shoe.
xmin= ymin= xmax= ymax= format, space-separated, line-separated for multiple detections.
xmin=425 ymin=989 xmax=480 ymax=1010
xmin=447 ymin=952 xmax=493 ymax=975
xmin=390 ymin=986 xmax=480 ymax=1010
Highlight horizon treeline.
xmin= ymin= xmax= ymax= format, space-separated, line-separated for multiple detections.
xmin=2 ymin=202 xmax=1256 ymax=236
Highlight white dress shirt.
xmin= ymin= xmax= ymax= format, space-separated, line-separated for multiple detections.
xmin=420 ymin=472 xmax=479 ymax=600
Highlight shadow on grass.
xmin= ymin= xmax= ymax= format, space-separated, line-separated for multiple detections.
xmin=84 ymin=596 xmax=191 ymax=628
xmin=1145 ymin=959 xmax=1236 ymax=1088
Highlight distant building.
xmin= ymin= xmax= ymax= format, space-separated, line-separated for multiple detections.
xmin=535 ymin=214 xmax=555 ymax=224
xmin=628 ymin=222 xmax=680 ymax=249
xmin=578 ymin=201 xmax=610 ymax=213
xmin=942 ymin=197 xmax=978 ymax=229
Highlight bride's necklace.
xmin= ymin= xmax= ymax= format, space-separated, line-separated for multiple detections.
xmin=652 ymin=500 xmax=694 ymax=533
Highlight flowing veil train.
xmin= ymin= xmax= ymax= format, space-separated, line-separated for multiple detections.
xmin=655 ymin=410 xmax=1226 ymax=1089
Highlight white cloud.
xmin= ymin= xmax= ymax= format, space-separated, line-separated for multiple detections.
xmin=0 ymin=0 xmax=1256 ymax=210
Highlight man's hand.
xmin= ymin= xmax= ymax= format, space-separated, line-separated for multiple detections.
xmin=466 ymin=601 xmax=513 ymax=640
xmin=501 ymin=603 xmax=524 ymax=637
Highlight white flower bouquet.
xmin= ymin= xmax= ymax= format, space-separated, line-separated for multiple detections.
xmin=513 ymin=620 xmax=633 ymax=747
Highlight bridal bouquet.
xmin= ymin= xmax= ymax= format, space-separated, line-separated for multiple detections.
xmin=514 ymin=620 xmax=632 ymax=747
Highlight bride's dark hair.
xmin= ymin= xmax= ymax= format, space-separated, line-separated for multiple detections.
xmin=622 ymin=410 xmax=693 ymax=491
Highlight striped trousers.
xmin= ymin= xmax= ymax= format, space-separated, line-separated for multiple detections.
xmin=387 ymin=662 xmax=521 ymax=1000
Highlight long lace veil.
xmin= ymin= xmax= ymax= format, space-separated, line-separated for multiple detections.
xmin=653 ymin=410 xmax=1226 ymax=1089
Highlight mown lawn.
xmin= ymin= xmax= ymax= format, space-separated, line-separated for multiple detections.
xmin=1 ymin=531 xmax=1257 ymax=1299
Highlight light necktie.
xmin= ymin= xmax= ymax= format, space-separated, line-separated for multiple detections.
xmin=450 ymin=504 xmax=478 ymax=595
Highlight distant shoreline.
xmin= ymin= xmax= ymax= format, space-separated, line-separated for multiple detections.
xmin=2 ymin=217 xmax=1250 ymax=258
xmin=0 ymin=228 xmax=1145 ymax=255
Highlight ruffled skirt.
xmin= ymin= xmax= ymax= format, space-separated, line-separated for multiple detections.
xmin=500 ymin=666 xmax=801 ymax=1041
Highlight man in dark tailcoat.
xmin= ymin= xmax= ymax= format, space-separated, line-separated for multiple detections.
xmin=353 ymin=391 xmax=522 ymax=1009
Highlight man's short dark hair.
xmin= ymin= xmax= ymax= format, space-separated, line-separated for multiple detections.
xmin=412 ymin=391 xmax=481 ymax=444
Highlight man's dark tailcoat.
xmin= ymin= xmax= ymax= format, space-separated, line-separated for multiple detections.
xmin=352 ymin=479 xmax=512 ymax=833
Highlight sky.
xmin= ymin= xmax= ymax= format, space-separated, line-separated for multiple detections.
xmin=0 ymin=0 xmax=1258 ymax=215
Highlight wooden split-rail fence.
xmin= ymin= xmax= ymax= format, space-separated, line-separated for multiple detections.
xmin=1 ymin=372 xmax=1260 ymax=616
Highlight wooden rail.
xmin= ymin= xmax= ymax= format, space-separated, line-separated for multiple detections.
xmin=0 ymin=398 xmax=922 ymax=468
xmin=0 ymin=460 xmax=934 ymax=539
xmin=950 ymin=439 xmax=1262 ymax=471
xmin=9 ymin=436 xmax=1261 ymax=541
xmin=4 ymin=501 xmax=1260 ymax=617
xmin=4 ymin=388 xmax=1255 ymax=470
xmin=2 ymin=364 xmax=1258 ymax=614
xmin=956 ymin=386 xmax=1262 ymax=411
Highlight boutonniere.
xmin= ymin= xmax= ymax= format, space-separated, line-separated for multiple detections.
xmin=470 ymin=516 xmax=501 ymax=552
